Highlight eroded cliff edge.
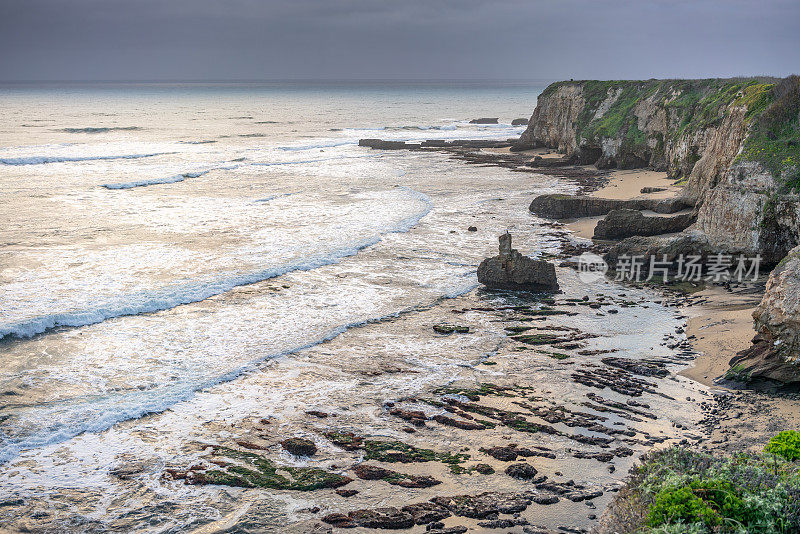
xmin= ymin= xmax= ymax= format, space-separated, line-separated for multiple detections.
xmin=519 ymin=76 xmax=800 ymax=384
xmin=517 ymin=77 xmax=800 ymax=263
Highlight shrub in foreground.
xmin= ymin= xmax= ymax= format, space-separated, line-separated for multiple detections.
xmin=608 ymin=435 xmax=800 ymax=533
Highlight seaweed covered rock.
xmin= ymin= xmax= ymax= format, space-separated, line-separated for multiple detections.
xmin=281 ymin=437 xmax=317 ymax=457
xmin=478 ymin=233 xmax=558 ymax=291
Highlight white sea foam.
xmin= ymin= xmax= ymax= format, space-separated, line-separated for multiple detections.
xmin=101 ymin=170 xmax=210 ymax=189
xmin=0 ymin=187 xmax=432 ymax=341
xmin=0 ymin=153 xmax=170 ymax=166
xmin=0 ymin=277 xmax=458 ymax=466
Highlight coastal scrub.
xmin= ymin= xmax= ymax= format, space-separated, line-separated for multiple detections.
xmin=603 ymin=441 xmax=800 ymax=533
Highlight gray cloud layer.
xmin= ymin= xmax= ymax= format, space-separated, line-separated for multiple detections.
xmin=1 ymin=0 xmax=797 ymax=81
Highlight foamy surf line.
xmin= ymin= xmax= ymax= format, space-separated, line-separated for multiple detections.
xmin=0 ymin=153 xmax=172 ymax=166
xmin=0 ymin=279 xmax=473 ymax=465
xmin=102 ymin=170 xmax=210 ymax=189
xmin=0 ymin=187 xmax=432 ymax=341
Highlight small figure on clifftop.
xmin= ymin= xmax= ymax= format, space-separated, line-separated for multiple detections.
xmin=477 ymin=233 xmax=559 ymax=291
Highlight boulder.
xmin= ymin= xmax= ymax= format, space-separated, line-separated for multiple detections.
xmin=469 ymin=118 xmax=498 ymax=124
xmin=593 ymin=209 xmax=696 ymax=240
xmin=529 ymin=194 xmax=689 ymax=220
xmin=477 ymin=233 xmax=558 ymax=291
xmin=511 ymin=118 xmax=529 ymax=126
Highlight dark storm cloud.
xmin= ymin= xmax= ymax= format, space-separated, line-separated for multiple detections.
xmin=0 ymin=0 xmax=797 ymax=81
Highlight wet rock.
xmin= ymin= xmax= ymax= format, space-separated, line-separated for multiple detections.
xmin=474 ymin=463 xmax=495 ymax=474
xmin=483 ymin=445 xmax=521 ymax=461
xmin=478 ymin=232 xmax=559 ymax=291
xmin=426 ymin=528 xmax=467 ymax=534
xmin=432 ymin=414 xmax=486 ymax=430
xmin=512 ymin=118 xmax=530 ymax=126
xmin=352 ymin=464 xmax=441 ymax=488
xmin=469 ymin=117 xmax=498 ymax=124
xmin=505 ymin=463 xmax=540 ymax=481
xmin=348 ymin=507 xmax=415 ymax=529
xmin=430 ymin=492 xmax=533 ymax=518
xmin=389 ymin=408 xmax=428 ymax=427
xmin=601 ymin=357 xmax=669 ymax=378
xmin=402 ymin=502 xmax=451 ymax=524
xmin=478 ymin=518 xmax=530 ymax=528
xmin=185 ymin=447 xmax=351 ymax=490
xmin=282 ymin=437 xmax=317 ymax=457
xmin=593 ymin=209 xmax=696 ymax=240
xmin=432 ymin=324 xmax=470 ymax=334
xmin=358 ymin=139 xmax=420 ymax=150
xmin=467 ymin=226 xmax=478 ymax=232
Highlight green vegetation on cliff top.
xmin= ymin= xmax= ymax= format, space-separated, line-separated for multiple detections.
xmin=538 ymin=76 xmax=799 ymax=182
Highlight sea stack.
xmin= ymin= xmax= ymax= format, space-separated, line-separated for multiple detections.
xmin=477 ymin=232 xmax=559 ymax=291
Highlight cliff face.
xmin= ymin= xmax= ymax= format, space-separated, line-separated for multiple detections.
xmin=518 ymin=77 xmax=800 ymax=263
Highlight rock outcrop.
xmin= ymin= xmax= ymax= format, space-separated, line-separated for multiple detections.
xmin=593 ymin=209 xmax=696 ymax=240
xmin=728 ymin=246 xmax=800 ymax=385
xmin=517 ymin=76 xmax=800 ymax=263
xmin=469 ymin=117 xmax=498 ymax=124
xmin=529 ymin=194 xmax=688 ymax=219
xmin=511 ymin=118 xmax=529 ymax=126
xmin=748 ymin=246 xmax=800 ymax=372
xmin=477 ymin=233 xmax=558 ymax=291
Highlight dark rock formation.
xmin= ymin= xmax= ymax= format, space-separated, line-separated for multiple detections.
xmin=529 ymin=194 xmax=689 ymax=220
xmin=469 ymin=118 xmax=498 ymax=124
xmin=640 ymin=186 xmax=667 ymax=194
xmin=728 ymin=245 xmax=800 ymax=386
xmin=281 ymin=437 xmax=317 ymax=457
xmin=593 ymin=209 xmax=696 ymax=240
xmin=512 ymin=118 xmax=529 ymax=126
xmin=358 ymin=139 xmax=420 ymax=150
xmin=477 ymin=233 xmax=559 ymax=291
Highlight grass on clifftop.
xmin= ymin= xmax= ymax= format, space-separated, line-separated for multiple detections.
xmin=738 ymin=75 xmax=800 ymax=191
xmin=538 ymin=77 xmax=796 ymax=177
xmin=607 ymin=436 xmax=800 ymax=533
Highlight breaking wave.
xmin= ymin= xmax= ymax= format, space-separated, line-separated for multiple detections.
xmin=0 ymin=187 xmax=432 ymax=341
xmin=0 ymin=153 xmax=170 ymax=166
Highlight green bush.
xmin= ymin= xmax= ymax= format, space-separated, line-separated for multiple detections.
xmin=765 ymin=430 xmax=800 ymax=461
xmin=647 ymin=486 xmax=719 ymax=528
xmin=623 ymin=443 xmax=800 ymax=533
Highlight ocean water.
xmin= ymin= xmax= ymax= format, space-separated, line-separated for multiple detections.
xmin=0 ymin=82 xmax=705 ymax=532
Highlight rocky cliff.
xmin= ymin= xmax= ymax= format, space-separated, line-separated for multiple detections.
xmin=520 ymin=76 xmax=800 ymax=382
xmin=518 ymin=76 xmax=800 ymax=264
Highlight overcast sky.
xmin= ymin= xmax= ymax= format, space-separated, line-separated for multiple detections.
xmin=1 ymin=0 xmax=798 ymax=82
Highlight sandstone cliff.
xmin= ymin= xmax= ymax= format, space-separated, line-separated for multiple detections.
xmin=518 ymin=76 xmax=800 ymax=264
xmin=519 ymin=76 xmax=800 ymax=382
